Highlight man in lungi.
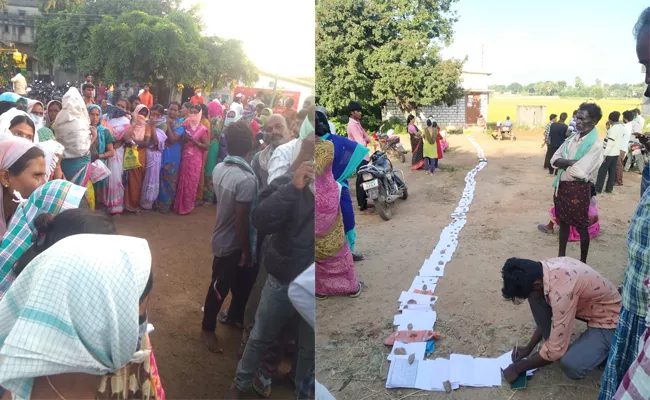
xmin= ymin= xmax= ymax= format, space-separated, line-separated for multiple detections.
xmin=550 ymin=102 xmax=604 ymax=263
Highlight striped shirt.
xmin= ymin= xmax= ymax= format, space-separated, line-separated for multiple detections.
xmin=624 ymin=188 xmax=650 ymax=316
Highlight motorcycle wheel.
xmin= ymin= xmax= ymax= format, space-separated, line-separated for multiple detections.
xmin=400 ymin=188 xmax=408 ymax=200
xmin=377 ymin=186 xmax=392 ymax=221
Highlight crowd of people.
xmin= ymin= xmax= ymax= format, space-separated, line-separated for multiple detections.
xmin=0 ymin=72 xmax=319 ymax=398
xmin=502 ymin=7 xmax=650 ymax=399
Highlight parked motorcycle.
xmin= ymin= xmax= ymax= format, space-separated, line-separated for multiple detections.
xmin=373 ymin=125 xmax=408 ymax=163
xmin=358 ymin=151 xmax=407 ymax=221
xmin=625 ymin=136 xmax=648 ymax=173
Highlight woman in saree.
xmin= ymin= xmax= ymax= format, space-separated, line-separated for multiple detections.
xmin=124 ymin=104 xmax=151 ymax=214
xmin=0 ymin=233 xmax=165 ymax=400
xmin=0 ymin=138 xmax=47 ymax=238
xmin=315 ymin=135 xmax=362 ymax=300
xmin=27 ymin=100 xmax=51 ymax=142
xmin=0 ymin=108 xmax=37 ymax=142
xmin=203 ymin=105 xmax=224 ymax=204
xmin=241 ymin=104 xmax=260 ymax=156
xmin=104 ymin=98 xmax=132 ymax=215
xmin=407 ymin=114 xmax=424 ymax=170
xmin=88 ymin=104 xmax=116 ymax=211
xmin=154 ymin=102 xmax=184 ymax=213
xmin=195 ymin=103 xmax=211 ymax=205
xmin=0 ymin=179 xmax=87 ymax=299
xmin=44 ymin=100 xmax=62 ymax=132
xmin=315 ymin=107 xmax=369 ymax=258
xmin=538 ymin=195 xmax=600 ymax=240
xmin=141 ymin=104 xmax=166 ymax=210
xmin=173 ymin=104 xmax=209 ymax=215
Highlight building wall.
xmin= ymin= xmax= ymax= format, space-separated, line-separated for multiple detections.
xmin=0 ymin=1 xmax=38 ymax=45
xmin=383 ymin=98 xmax=466 ymax=128
xmin=254 ymin=74 xmax=313 ymax=108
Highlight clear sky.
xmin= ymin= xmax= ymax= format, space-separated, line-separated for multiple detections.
xmin=441 ymin=0 xmax=648 ymax=85
xmin=183 ymin=0 xmax=315 ymax=78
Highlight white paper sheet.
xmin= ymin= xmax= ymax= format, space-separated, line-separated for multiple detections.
xmin=470 ymin=358 xmax=502 ymax=387
xmin=393 ymin=310 xmax=437 ymax=331
xmin=388 ymin=341 xmax=427 ymax=361
xmin=399 ymin=297 xmax=438 ymax=311
xmin=497 ymin=350 xmax=537 ymax=376
xmin=414 ymin=358 xmax=459 ymax=391
xmin=386 ymin=358 xmax=419 ymax=389
xmin=449 ymin=354 xmax=474 ymax=386
xmin=398 ymin=291 xmax=435 ymax=306
xmin=408 ymin=276 xmax=439 ymax=294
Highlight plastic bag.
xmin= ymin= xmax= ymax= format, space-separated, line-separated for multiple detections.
xmin=89 ymin=159 xmax=111 ymax=183
xmin=123 ymin=146 xmax=142 ymax=170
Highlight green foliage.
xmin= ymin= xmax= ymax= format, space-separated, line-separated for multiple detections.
xmin=381 ymin=116 xmax=408 ymax=134
xmin=316 ymin=0 xmax=464 ymax=121
xmin=490 ymin=78 xmax=645 ymax=99
xmin=35 ymin=1 xmax=256 ymax=88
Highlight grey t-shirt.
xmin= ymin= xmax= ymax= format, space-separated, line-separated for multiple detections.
xmin=211 ymin=163 xmax=257 ymax=257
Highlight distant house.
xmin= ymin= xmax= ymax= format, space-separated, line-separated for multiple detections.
xmin=0 ymin=0 xmax=40 ymax=75
xmin=382 ymin=70 xmax=492 ymax=127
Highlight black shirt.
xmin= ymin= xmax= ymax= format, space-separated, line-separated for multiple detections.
xmin=549 ymin=122 xmax=569 ymax=148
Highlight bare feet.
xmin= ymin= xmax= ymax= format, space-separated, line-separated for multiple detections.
xmin=201 ymin=330 xmax=223 ymax=353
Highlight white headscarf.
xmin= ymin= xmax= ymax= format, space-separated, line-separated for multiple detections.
xmin=27 ymin=100 xmax=45 ymax=132
xmin=0 ymin=234 xmax=152 ymax=400
xmin=0 ymin=137 xmax=36 ymax=237
xmin=0 ymin=108 xmax=39 ymax=143
xmin=224 ymin=108 xmax=241 ymax=127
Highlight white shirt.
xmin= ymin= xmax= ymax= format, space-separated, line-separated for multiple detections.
xmin=622 ymin=122 xmax=633 ymax=152
xmin=631 ymin=116 xmax=645 ymax=134
xmin=604 ymin=123 xmax=626 ymax=157
xmin=551 ymin=133 xmax=604 ymax=183
xmin=267 ymin=138 xmax=300 ymax=184
xmin=328 ymin=121 xmax=336 ymax=135
xmin=230 ymin=101 xmax=244 ymax=116
xmin=10 ymin=73 xmax=26 ymax=95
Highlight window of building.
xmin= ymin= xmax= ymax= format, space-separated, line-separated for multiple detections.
xmin=18 ymin=11 xmax=26 ymax=18
xmin=18 ymin=26 xmax=25 ymax=36
xmin=3 ymin=25 xmax=7 ymax=33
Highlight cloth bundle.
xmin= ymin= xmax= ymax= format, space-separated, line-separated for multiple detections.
xmin=53 ymin=87 xmax=91 ymax=158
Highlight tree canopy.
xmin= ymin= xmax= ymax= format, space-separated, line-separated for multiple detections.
xmin=489 ymin=78 xmax=645 ymax=99
xmin=316 ymin=0 xmax=464 ymax=117
xmin=34 ymin=0 xmax=257 ymax=89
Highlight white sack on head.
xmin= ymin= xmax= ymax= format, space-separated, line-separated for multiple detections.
xmin=54 ymin=87 xmax=91 ymax=158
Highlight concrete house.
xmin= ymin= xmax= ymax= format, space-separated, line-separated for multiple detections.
xmin=382 ymin=70 xmax=492 ymax=127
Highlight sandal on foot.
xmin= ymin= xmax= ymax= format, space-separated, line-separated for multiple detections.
xmin=316 ymin=293 xmax=329 ymax=300
xmin=218 ymin=312 xmax=242 ymax=327
xmin=352 ymin=253 xmax=365 ymax=262
xmin=349 ymin=282 xmax=363 ymax=298
xmin=252 ymin=375 xmax=272 ymax=398
xmin=537 ymin=224 xmax=553 ymax=234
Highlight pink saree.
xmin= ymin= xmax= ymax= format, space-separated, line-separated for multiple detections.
xmin=315 ymin=139 xmax=359 ymax=295
xmin=173 ymin=124 xmax=207 ymax=215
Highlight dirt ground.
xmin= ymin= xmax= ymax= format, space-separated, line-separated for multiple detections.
xmin=316 ymin=129 xmax=641 ymax=400
xmin=115 ymin=208 xmax=294 ymax=399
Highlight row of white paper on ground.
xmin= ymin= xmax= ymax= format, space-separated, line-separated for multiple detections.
xmin=388 ymin=136 xmax=490 ymax=391
xmin=386 ymin=351 xmax=536 ymax=390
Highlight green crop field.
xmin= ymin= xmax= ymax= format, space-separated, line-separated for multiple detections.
xmin=488 ymin=96 xmax=643 ymax=131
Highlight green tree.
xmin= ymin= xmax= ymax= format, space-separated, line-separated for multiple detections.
xmin=595 ymin=78 xmax=602 ymax=87
xmin=575 ymin=76 xmax=584 ymax=89
xmin=81 ymin=11 xmax=256 ymax=88
xmin=316 ymin=0 xmax=464 ymax=117
xmin=507 ymin=82 xmax=523 ymax=93
xmin=590 ymin=86 xmax=605 ymax=99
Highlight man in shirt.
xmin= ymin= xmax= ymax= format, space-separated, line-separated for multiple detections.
xmin=229 ymin=128 xmax=315 ymax=399
xmin=346 ymin=101 xmax=371 ymax=212
xmin=632 ymin=108 xmax=645 ymax=135
xmin=551 ymin=102 xmax=604 ymax=263
xmin=545 ymin=113 xmax=567 ymax=175
xmin=82 ymin=83 xmax=96 ymax=107
xmin=617 ymin=110 xmax=635 ymax=186
xmin=231 ymin=93 xmax=244 ymax=116
xmin=10 ymin=68 xmax=26 ymax=96
xmin=567 ymin=110 xmax=578 ymax=134
xmin=203 ymin=121 xmax=258 ymax=352
xmin=139 ymin=84 xmax=153 ymax=109
xmin=500 ymin=257 xmax=621 ymax=383
xmin=502 ymin=116 xmax=513 ymax=128
xmin=599 ymin=16 xmax=650 ymax=398
xmin=596 ymin=111 xmax=627 ymax=193
xmin=190 ymin=88 xmax=205 ymax=105
xmin=282 ymin=98 xmax=297 ymax=126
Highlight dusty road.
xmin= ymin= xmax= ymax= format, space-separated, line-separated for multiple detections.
xmin=116 ymin=208 xmax=294 ymax=399
xmin=316 ymin=129 xmax=640 ymax=400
